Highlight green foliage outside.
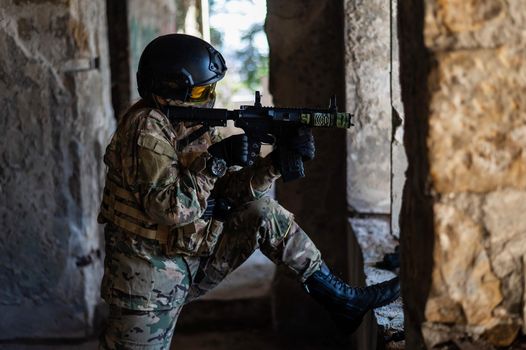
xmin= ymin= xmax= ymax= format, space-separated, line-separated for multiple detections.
xmin=209 ymin=0 xmax=268 ymax=92
xmin=236 ymin=23 xmax=268 ymax=90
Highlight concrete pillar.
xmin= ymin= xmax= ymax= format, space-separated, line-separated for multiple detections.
xmin=344 ymin=0 xmax=405 ymax=344
xmin=106 ymin=0 xmax=131 ymax=118
xmin=175 ymin=0 xmax=207 ymax=39
xmin=106 ymin=0 xmax=187 ymax=116
xmin=399 ymin=0 xmax=526 ymax=348
xmin=391 ymin=0 xmax=408 ymax=240
xmin=345 ymin=0 xmax=392 ymax=216
xmin=266 ymin=0 xmax=352 ymax=343
xmin=0 ymin=0 xmax=113 ymax=339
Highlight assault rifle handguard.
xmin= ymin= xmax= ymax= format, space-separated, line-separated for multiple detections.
xmin=165 ymin=91 xmax=354 ymax=182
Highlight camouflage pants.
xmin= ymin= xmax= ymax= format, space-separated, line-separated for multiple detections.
xmin=99 ymin=197 xmax=322 ymax=350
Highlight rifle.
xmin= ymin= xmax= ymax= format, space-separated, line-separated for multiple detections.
xmin=164 ymin=91 xmax=353 ymax=182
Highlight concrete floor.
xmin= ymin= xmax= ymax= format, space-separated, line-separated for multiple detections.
xmin=0 ymin=251 xmax=283 ymax=350
xmin=0 ymin=249 xmax=356 ymax=350
xmin=171 ymin=330 xmax=346 ymax=350
xmin=200 ymin=249 xmax=276 ymax=301
xmin=0 ymin=331 xmax=344 ymax=350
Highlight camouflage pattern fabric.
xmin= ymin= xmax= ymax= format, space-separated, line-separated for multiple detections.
xmin=186 ymin=197 xmax=322 ymax=301
xmin=99 ymin=100 xmax=323 ymax=348
xmin=100 ymin=228 xmax=191 ymax=311
xmin=100 ymin=198 xmax=321 ymax=349
xmin=99 ymin=305 xmax=181 ymax=350
xmin=100 ymin=100 xmax=281 ymax=254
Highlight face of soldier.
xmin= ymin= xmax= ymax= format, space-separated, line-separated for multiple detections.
xmin=153 ymin=93 xmax=216 ymax=109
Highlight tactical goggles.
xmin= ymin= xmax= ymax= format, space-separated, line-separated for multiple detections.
xmin=188 ymin=83 xmax=216 ymax=102
xmin=154 ymin=80 xmax=216 ymax=103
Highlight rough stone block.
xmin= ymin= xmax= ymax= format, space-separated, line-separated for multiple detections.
xmin=428 ymin=47 xmax=526 ymax=193
xmin=428 ymin=203 xmax=502 ymax=326
xmin=399 ymin=0 xmax=526 ymax=347
xmin=484 ymin=190 xmax=526 ymax=312
xmin=424 ymin=0 xmax=526 ymax=51
xmin=424 ymin=199 xmax=523 ymax=346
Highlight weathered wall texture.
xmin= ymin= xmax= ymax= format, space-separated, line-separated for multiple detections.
xmin=344 ymin=0 xmax=405 ymax=344
xmin=400 ymin=0 xmax=526 ymax=348
xmin=0 ymin=0 xmax=113 ymax=339
xmin=266 ymin=0 xmax=359 ymax=345
xmin=345 ymin=0 xmax=392 ymax=215
xmin=106 ymin=0 xmax=131 ymax=119
xmin=390 ymin=0 xmax=408 ymax=239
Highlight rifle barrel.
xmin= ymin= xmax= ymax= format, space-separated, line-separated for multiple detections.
xmin=164 ymin=105 xmax=352 ymax=129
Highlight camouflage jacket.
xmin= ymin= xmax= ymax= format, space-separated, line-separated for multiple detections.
xmin=99 ymin=100 xmax=280 ymax=257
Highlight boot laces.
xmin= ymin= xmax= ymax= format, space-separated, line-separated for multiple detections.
xmin=325 ymin=273 xmax=381 ymax=297
xmin=326 ymin=273 xmax=356 ymax=295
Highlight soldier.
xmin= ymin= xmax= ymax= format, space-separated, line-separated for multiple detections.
xmin=98 ymin=34 xmax=399 ymax=350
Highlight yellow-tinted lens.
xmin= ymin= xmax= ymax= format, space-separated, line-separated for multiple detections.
xmin=189 ymin=83 xmax=215 ymax=101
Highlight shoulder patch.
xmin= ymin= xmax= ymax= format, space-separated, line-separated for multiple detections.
xmin=137 ymin=133 xmax=176 ymax=158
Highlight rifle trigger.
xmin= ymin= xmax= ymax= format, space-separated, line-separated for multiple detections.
xmin=258 ymin=134 xmax=275 ymax=145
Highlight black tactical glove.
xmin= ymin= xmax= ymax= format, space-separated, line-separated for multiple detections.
xmin=271 ymin=128 xmax=316 ymax=171
xmin=207 ymin=134 xmax=249 ymax=167
xmin=200 ymin=197 xmax=233 ymax=222
xmin=286 ymin=129 xmax=316 ymax=161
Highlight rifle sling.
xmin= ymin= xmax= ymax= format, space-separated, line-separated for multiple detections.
xmin=177 ymin=126 xmax=210 ymax=151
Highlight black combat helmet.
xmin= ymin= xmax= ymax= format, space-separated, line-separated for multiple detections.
xmin=137 ymin=34 xmax=227 ymax=103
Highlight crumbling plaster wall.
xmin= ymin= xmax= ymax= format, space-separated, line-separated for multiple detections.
xmin=399 ymin=0 xmax=526 ymax=348
xmin=0 ymin=0 xmax=113 ymax=339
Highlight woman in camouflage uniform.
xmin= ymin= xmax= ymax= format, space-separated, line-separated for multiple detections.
xmin=98 ymin=34 xmax=399 ymax=350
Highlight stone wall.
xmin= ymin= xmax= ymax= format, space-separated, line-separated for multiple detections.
xmin=344 ymin=0 xmax=405 ymax=344
xmin=399 ymin=0 xmax=526 ymax=348
xmin=0 ymin=0 xmax=114 ymax=339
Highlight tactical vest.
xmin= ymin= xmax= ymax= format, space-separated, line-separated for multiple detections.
xmin=98 ymin=112 xmax=221 ymax=256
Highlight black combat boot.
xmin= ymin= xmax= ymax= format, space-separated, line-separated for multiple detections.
xmin=304 ymin=263 xmax=400 ymax=333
